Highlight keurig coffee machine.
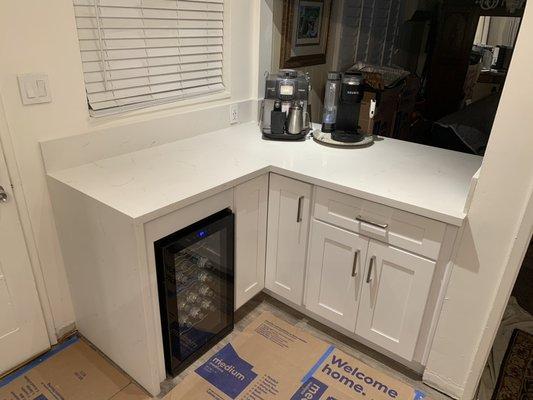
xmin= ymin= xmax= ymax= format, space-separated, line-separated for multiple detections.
xmin=260 ymin=69 xmax=311 ymax=140
xmin=321 ymin=71 xmax=368 ymax=143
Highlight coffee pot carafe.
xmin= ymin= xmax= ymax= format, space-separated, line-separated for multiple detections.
xmin=287 ymin=102 xmax=310 ymax=135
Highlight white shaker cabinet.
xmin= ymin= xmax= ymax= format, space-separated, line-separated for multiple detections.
xmin=265 ymin=174 xmax=312 ymax=305
xmin=355 ymin=240 xmax=436 ymax=360
xmin=234 ymin=175 xmax=269 ymax=309
xmin=305 ymin=220 xmax=368 ymax=331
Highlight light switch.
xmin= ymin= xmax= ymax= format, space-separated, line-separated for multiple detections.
xmin=36 ymin=79 xmax=47 ymax=97
xmin=25 ymin=83 xmax=37 ymax=99
xmin=17 ymin=74 xmax=52 ymax=105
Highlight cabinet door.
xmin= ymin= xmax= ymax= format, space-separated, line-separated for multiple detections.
xmin=305 ymin=220 xmax=368 ymax=331
xmin=356 ymin=240 xmax=436 ymax=360
xmin=265 ymin=174 xmax=312 ymax=305
xmin=234 ymin=175 xmax=268 ymax=309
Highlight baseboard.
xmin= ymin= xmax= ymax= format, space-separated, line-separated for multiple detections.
xmin=56 ymin=322 xmax=77 ymax=342
xmin=423 ymin=369 xmax=465 ymax=399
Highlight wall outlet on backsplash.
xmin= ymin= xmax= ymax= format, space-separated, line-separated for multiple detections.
xmin=229 ymin=103 xmax=239 ymax=124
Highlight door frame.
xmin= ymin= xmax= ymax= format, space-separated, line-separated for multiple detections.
xmin=0 ymin=94 xmax=57 ymax=344
xmin=448 ymin=3 xmax=533 ymax=397
xmin=462 ymin=186 xmax=533 ymax=398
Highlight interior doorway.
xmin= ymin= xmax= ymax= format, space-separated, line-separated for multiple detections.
xmin=0 ymin=108 xmax=50 ymax=376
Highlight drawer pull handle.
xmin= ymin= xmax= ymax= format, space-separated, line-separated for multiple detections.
xmin=296 ymin=196 xmax=304 ymax=222
xmin=366 ymin=256 xmax=375 ymax=283
xmin=356 ymin=216 xmax=388 ymax=230
xmin=351 ymin=250 xmax=360 ymax=277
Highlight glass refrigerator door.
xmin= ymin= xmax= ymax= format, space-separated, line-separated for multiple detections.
xmin=156 ymin=210 xmax=234 ymax=374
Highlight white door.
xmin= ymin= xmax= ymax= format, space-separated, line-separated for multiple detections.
xmin=234 ymin=174 xmax=268 ymax=309
xmin=265 ymin=174 xmax=312 ymax=305
xmin=305 ymin=220 xmax=368 ymax=331
xmin=356 ymin=240 xmax=435 ymax=360
xmin=0 ymin=142 xmax=49 ymax=374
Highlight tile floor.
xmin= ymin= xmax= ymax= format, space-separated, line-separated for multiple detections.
xmin=159 ymin=294 xmax=452 ymax=400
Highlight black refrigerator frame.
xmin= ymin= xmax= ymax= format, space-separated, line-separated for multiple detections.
xmin=154 ymin=208 xmax=234 ymax=377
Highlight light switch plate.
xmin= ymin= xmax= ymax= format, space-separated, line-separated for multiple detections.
xmin=17 ymin=74 xmax=52 ymax=105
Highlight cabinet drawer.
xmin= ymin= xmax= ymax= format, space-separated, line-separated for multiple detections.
xmin=314 ymin=187 xmax=445 ymax=259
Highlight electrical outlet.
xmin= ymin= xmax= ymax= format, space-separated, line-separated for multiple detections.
xmin=229 ymin=103 xmax=239 ymax=124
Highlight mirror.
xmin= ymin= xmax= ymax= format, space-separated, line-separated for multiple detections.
xmin=269 ymin=0 xmax=526 ymax=155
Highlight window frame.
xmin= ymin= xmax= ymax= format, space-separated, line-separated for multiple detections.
xmin=72 ymin=0 xmax=232 ymax=118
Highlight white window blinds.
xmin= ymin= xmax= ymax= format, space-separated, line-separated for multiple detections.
xmin=73 ymin=0 xmax=225 ymax=114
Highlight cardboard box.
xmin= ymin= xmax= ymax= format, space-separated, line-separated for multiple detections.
xmin=0 ymin=337 xmax=150 ymax=400
xmin=164 ymin=312 xmax=429 ymax=400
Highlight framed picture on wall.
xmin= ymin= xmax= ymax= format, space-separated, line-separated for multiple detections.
xmin=280 ymin=0 xmax=333 ymax=68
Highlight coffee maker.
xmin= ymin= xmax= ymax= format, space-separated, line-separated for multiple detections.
xmin=260 ymin=70 xmax=311 ymax=140
xmin=322 ymin=71 xmax=368 ymax=143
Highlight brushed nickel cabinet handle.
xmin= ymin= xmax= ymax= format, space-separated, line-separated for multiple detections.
xmin=296 ymin=196 xmax=304 ymax=222
xmin=366 ymin=256 xmax=375 ymax=283
xmin=351 ymin=250 xmax=360 ymax=277
xmin=356 ymin=216 xmax=388 ymax=230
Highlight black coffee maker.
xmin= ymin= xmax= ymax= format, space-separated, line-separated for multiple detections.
xmin=322 ymin=71 xmax=367 ymax=143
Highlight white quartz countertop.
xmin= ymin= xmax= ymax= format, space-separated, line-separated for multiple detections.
xmin=48 ymin=122 xmax=483 ymax=225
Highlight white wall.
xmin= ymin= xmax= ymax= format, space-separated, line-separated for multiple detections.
xmin=0 ymin=0 xmax=258 ymax=337
xmin=423 ymin=4 xmax=533 ymax=399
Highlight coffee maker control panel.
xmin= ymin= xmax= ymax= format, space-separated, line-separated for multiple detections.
xmin=279 ymin=83 xmax=295 ymax=100
xmin=264 ymin=73 xmax=309 ymax=102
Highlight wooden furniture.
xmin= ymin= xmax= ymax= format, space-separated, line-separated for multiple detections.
xmin=425 ymin=2 xmax=481 ymax=119
xmin=424 ymin=0 xmax=524 ymax=120
xmin=478 ymin=70 xmax=506 ymax=85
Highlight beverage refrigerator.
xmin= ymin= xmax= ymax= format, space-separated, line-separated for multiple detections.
xmin=154 ymin=209 xmax=234 ymax=376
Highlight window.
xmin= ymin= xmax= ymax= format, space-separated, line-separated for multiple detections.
xmin=474 ymin=16 xmax=521 ymax=47
xmin=73 ymin=0 xmax=225 ymax=115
